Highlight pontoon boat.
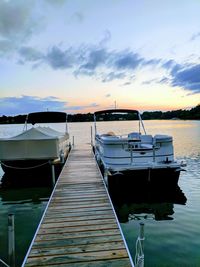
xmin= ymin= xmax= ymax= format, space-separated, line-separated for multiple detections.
xmin=0 ymin=111 xmax=70 ymax=183
xmin=93 ymin=109 xmax=185 ymax=187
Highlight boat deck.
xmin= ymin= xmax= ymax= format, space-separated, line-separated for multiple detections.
xmin=22 ymin=145 xmax=133 ymax=266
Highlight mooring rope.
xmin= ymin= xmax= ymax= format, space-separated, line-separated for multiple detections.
xmin=0 ymin=160 xmax=49 ymax=170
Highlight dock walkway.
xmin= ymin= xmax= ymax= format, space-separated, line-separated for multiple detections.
xmin=22 ymin=145 xmax=133 ymax=266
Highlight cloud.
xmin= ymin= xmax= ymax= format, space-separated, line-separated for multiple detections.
xmin=15 ymin=40 xmax=200 ymax=94
xmin=158 ymin=59 xmax=200 ymax=94
xmin=170 ymin=64 xmax=200 ymax=94
xmin=102 ymin=72 xmax=126 ymax=82
xmin=99 ymin=30 xmax=111 ymax=46
xmin=190 ymin=32 xmax=200 ymax=41
xmin=44 ymin=0 xmax=67 ymax=6
xmin=0 ymin=0 xmax=38 ymax=43
xmin=111 ymin=50 xmax=144 ymax=70
xmin=70 ymin=12 xmax=84 ymax=23
xmin=122 ymin=81 xmax=131 ymax=86
xmin=0 ymin=39 xmax=16 ymax=56
xmin=142 ymin=78 xmax=158 ymax=85
xmin=18 ymin=45 xmax=77 ymax=69
xmin=17 ymin=44 xmax=164 ymax=85
xmin=19 ymin=46 xmax=44 ymax=62
xmin=105 ymin=94 xmax=111 ymax=98
xmin=0 ymin=95 xmax=67 ymax=115
xmin=79 ymin=47 xmax=108 ymax=71
xmin=0 ymin=96 xmax=100 ymax=115
xmin=162 ymin=59 xmax=177 ymax=70
xmin=45 ymin=46 xmax=75 ymax=69
xmin=0 ymin=0 xmax=69 ymax=56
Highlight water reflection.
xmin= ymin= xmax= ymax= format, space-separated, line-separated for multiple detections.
xmin=110 ymin=181 xmax=187 ymax=223
xmin=0 ymin=187 xmax=51 ymax=266
xmin=0 ymin=187 xmax=51 ymax=203
xmin=0 ymin=163 xmax=62 ymax=188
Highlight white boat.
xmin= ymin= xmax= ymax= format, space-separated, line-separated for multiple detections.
xmin=0 ymin=111 xmax=70 ymax=181
xmin=93 ymin=109 xmax=186 ymax=187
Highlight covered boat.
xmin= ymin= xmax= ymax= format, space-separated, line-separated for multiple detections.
xmin=93 ymin=109 xmax=186 ymax=187
xmin=0 ymin=112 xmax=70 ymax=185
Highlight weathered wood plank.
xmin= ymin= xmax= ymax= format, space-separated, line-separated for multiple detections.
xmin=31 ymin=234 xmax=123 ymax=248
xmin=43 ymin=213 xmax=115 ymax=223
xmin=38 ymin=223 xmax=119 ymax=235
xmin=29 ymin=258 xmax=131 ymax=267
xmin=41 ymin=218 xmax=116 ymax=228
xmin=36 ymin=229 xmax=121 ymax=241
xmin=26 ymin=249 xmax=129 ymax=266
xmin=30 ymin=240 xmax=126 ymax=256
xmin=44 ymin=208 xmax=114 ymax=218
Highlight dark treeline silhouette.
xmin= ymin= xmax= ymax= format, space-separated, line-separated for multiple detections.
xmin=0 ymin=104 xmax=199 ymax=124
xmin=142 ymin=104 xmax=200 ymax=120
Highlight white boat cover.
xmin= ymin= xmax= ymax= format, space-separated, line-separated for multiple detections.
xmin=7 ymin=127 xmax=65 ymax=140
xmin=0 ymin=127 xmax=69 ymax=160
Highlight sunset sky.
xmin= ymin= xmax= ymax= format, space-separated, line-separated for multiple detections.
xmin=0 ymin=0 xmax=200 ymax=115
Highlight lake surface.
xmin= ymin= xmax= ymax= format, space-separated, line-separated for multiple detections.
xmin=0 ymin=120 xmax=199 ymax=267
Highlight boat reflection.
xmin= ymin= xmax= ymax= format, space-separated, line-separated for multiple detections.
xmin=0 ymin=163 xmax=62 ymax=188
xmin=0 ymin=187 xmax=51 ymax=204
xmin=110 ymin=181 xmax=187 ymax=223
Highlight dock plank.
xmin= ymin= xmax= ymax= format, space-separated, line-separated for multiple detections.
xmin=23 ymin=146 xmax=133 ymax=267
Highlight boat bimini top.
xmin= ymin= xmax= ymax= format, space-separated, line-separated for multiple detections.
xmin=24 ymin=111 xmax=68 ymax=134
xmin=94 ymin=109 xmax=146 ymax=136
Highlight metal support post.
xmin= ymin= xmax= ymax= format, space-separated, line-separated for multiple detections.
xmin=51 ymin=164 xmax=56 ymax=186
xmin=153 ymin=145 xmax=156 ymax=162
xmin=135 ymin=222 xmax=145 ymax=267
xmin=8 ymin=214 xmax=15 ymax=267
xmin=130 ymin=145 xmax=133 ymax=164
xmin=90 ymin=126 xmax=93 ymax=146
xmin=139 ymin=222 xmax=145 ymax=253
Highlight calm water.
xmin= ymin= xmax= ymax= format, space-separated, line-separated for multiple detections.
xmin=0 ymin=120 xmax=199 ymax=267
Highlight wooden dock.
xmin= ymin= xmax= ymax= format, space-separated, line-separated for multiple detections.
xmin=22 ymin=145 xmax=134 ymax=267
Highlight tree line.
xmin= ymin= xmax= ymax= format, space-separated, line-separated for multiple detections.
xmin=0 ymin=104 xmax=199 ymax=124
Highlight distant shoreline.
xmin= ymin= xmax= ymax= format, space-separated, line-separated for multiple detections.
xmin=0 ymin=105 xmax=199 ymax=124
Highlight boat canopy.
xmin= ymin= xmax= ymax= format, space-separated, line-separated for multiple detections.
xmin=94 ymin=108 xmax=146 ymax=134
xmin=26 ymin=112 xmax=67 ymax=125
xmin=94 ymin=109 xmax=139 ymax=115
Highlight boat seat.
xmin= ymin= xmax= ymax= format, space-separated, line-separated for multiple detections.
xmin=102 ymin=131 xmax=116 ymax=136
xmin=141 ymin=144 xmax=153 ymax=149
xmin=128 ymin=132 xmax=140 ymax=140
xmin=140 ymin=135 xmax=153 ymax=144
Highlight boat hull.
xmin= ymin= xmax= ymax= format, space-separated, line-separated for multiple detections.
xmin=95 ymin=148 xmax=182 ymax=189
xmin=107 ymin=168 xmax=181 ymax=188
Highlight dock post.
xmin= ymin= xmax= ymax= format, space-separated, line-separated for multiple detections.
xmin=135 ymin=222 xmax=145 ymax=267
xmin=139 ymin=222 xmax=145 ymax=254
xmin=153 ymin=145 xmax=155 ymax=162
xmin=8 ymin=214 xmax=15 ymax=267
xmin=90 ymin=126 xmax=93 ymax=146
xmin=51 ymin=164 xmax=56 ymax=186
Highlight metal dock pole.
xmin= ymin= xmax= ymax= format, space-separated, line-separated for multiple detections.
xmin=8 ymin=214 xmax=15 ymax=267
xmin=51 ymin=163 xmax=56 ymax=186
xmin=135 ymin=222 xmax=145 ymax=267
xmin=90 ymin=126 xmax=93 ymax=146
